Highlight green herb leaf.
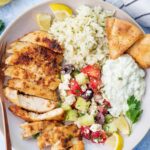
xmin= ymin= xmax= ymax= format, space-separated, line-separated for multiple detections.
xmin=0 ymin=20 xmax=5 ymax=32
xmin=32 ymin=133 xmax=40 ymax=139
xmin=126 ymin=95 xmax=143 ymax=124
xmin=118 ymin=77 xmax=123 ymax=80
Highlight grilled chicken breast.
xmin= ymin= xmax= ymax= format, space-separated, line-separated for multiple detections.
xmin=7 ymin=79 xmax=58 ymax=100
xmin=6 ymin=41 xmax=36 ymax=54
xmin=5 ymin=66 xmax=60 ymax=90
xmin=70 ymin=139 xmax=84 ymax=150
xmin=20 ymin=121 xmax=62 ymax=139
xmin=9 ymin=105 xmax=64 ymax=122
xmin=37 ymin=124 xmax=81 ymax=149
xmin=4 ymin=87 xmax=57 ymax=113
xmin=20 ymin=31 xmax=64 ymax=53
xmin=50 ymin=139 xmax=84 ymax=150
xmin=5 ymin=43 xmax=63 ymax=76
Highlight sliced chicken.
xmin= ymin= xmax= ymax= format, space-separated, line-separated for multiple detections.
xmin=5 ymin=43 xmax=63 ymax=76
xmin=6 ymin=41 xmax=36 ymax=54
xmin=5 ymin=66 xmax=60 ymax=90
xmin=37 ymin=124 xmax=81 ymax=149
xmin=4 ymin=87 xmax=57 ymax=113
xmin=51 ymin=138 xmax=84 ymax=150
xmin=51 ymin=141 xmax=66 ymax=150
xmin=7 ymin=79 xmax=58 ymax=100
xmin=20 ymin=121 xmax=62 ymax=139
xmin=70 ymin=138 xmax=84 ymax=150
xmin=9 ymin=105 xmax=64 ymax=122
xmin=20 ymin=31 xmax=64 ymax=53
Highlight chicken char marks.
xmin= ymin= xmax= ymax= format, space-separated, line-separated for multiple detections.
xmin=4 ymin=31 xmax=85 ymax=150
xmin=20 ymin=30 xmax=64 ymax=54
xmin=5 ymin=42 xmax=63 ymax=76
xmin=4 ymin=31 xmax=64 ymax=107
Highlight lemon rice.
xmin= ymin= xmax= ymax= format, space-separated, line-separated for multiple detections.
xmin=49 ymin=5 xmax=114 ymax=69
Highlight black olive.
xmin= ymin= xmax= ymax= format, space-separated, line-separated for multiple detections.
xmin=61 ymin=64 xmax=75 ymax=74
xmin=82 ymin=89 xmax=94 ymax=100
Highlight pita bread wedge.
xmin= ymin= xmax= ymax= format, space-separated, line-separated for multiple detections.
xmin=9 ymin=105 xmax=64 ymax=122
xmin=106 ymin=17 xmax=143 ymax=59
xmin=128 ymin=34 xmax=150 ymax=68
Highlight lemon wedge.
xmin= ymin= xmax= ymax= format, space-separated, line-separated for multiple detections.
xmin=49 ymin=3 xmax=73 ymax=21
xmin=36 ymin=13 xmax=51 ymax=31
xmin=0 ymin=0 xmax=11 ymax=6
xmin=106 ymin=132 xmax=124 ymax=150
xmin=113 ymin=115 xmax=130 ymax=135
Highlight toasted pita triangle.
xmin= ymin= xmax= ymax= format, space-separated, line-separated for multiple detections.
xmin=128 ymin=34 xmax=150 ymax=68
xmin=106 ymin=17 xmax=143 ymax=59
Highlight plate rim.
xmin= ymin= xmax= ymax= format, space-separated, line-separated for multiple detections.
xmin=0 ymin=0 xmax=149 ymax=150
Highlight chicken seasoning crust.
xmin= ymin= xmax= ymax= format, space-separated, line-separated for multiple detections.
xmin=4 ymin=30 xmax=84 ymax=150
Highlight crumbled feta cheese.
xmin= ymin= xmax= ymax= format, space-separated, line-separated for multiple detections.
xmin=74 ymin=121 xmax=81 ymax=128
xmin=59 ymin=83 xmax=70 ymax=90
xmin=81 ymin=84 xmax=87 ymax=92
xmin=94 ymin=94 xmax=103 ymax=104
xmin=59 ymin=74 xmax=71 ymax=91
xmin=64 ymin=95 xmax=76 ymax=105
xmin=60 ymin=90 xmax=67 ymax=97
xmin=89 ymin=98 xmax=98 ymax=116
xmin=90 ymin=124 xmax=102 ymax=132
xmin=63 ymin=74 xmax=71 ymax=82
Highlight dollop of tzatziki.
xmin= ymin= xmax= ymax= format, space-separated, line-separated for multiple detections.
xmin=101 ymin=54 xmax=145 ymax=117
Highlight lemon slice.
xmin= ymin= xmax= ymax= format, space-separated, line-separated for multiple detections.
xmin=36 ymin=13 xmax=51 ymax=31
xmin=106 ymin=132 xmax=124 ymax=150
xmin=113 ymin=115 xmax=130 ymax=135
xmin=49 ymin=3 xmax=73 ymax=21
xmin=0 ymin=0 xmax=11 ymax=6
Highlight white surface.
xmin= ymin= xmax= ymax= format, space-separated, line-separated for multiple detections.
xmin=0 ymin=0 xmax=150 ymax=150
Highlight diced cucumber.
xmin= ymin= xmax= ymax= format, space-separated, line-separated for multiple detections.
xmin=77 ymin=114 xmax=95 ymax=126
xmin=103 ymin=123 xmax=117 ymax=134
xmin=105 ymin=114 xmax=113 ymax=123
xmin=61 ymin=103 xmax=71 ymax=111
xmin=61 ymin=74 xmax=65 ymax=82
xmin=75 ymin=97 xmax=90 ymax=113
xmin=72 ymin=70 xmax=80 ymax=77
xmin=65 ymin=109 xmax=78 ymax=121
xmin=75 ymin=73 xmax=89 ymax=85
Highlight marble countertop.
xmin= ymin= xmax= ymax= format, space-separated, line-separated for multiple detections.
xmin=0 ymin=0 xmax=149 ymax=150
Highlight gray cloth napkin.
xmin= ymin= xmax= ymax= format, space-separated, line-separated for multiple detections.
xmin=105 ymin=0 xmax=150 ymax=27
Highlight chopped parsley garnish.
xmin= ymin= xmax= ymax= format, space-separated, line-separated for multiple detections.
xmin=0 ymin=20 xmax=5 ymax=32
xmin=32 ymin=133 xmax=40 ymax=139
xmin=79 ymin=112 xmax=85 ymax=117
xmin=118 ymin=77 xmax=123 ymax=80
xmin=126 ymin=95 xmax=143 ymax=124
xmin=57 ymin=102 xmax=62 ymax=107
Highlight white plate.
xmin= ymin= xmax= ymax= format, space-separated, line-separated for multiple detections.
xmin=0 ymin=0 xmax=150 ymax=150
